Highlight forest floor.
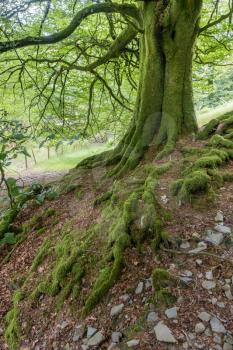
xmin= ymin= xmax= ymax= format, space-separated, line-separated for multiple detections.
xmin=0 ymin=140 xmax=233 ymax=350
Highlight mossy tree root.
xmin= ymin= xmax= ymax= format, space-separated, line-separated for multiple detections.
xmin=198 ymin=113 xmax=233 ymax=140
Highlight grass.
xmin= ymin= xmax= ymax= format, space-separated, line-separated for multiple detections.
xmin=8 ymin=143 xmax=112 ymax=173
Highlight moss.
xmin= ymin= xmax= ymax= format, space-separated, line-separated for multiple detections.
xmin=154 ymin=289 xmax=177 ymax=307
xmin=222 ymin=171 xmax=233 ymax=182
xmin=5 ymin=290 xmax=24 ymax=350
xmin=208 ymin=135 xmax=233 ymax=149
xmin=197 ymin=118 xmax=220 ymax=139
xmin=192 ymin=155 xmax=223 ymax=170
xmin=93 ymin=191 xmax=113 ymax=206
xmin=31 ymin=239 xmax=51 ymax=272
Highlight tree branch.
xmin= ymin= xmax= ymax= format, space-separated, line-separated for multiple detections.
xmin=0 ymin=3 xmax=140 ymax=54
xmin=199 ymin=10 xmax=233 ymax=34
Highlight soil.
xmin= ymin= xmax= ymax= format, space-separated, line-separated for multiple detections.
xmin=0 ymin=143 xmax=232 ymax=350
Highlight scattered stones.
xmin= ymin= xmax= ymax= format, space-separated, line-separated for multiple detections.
xmin=196 ymin=259 xmax=203 ymax=266
xmin=154 ymin=322 xmax=176 ymax=343
xmin=195 ymin=323 xmax=206 ymax=334
xmin=108 ymin=343 xmax=120 ymax=350
xmin=217 ymin=302 xmax=225 ymax=309
xmin=210 ymin=317 xmax=226 ymax=334
xmin=205 ymin=328 xmax=212 ymax=337
xmin=110 ymin=304 xmax=124 ymax=318
xmin=198 ymin=311 xmax=211 ymax=322
xmin=205 ymin=230 xmax=224 ymax=246
xmin=214 ymin=225 xmax=231 ymax=235
xmin=87 ymin=331 xmax=105 ymax=347
xmin=223 ymin=344 xmax=233 ymax=350
xmin=180 ymin=241 xmax=190 ymax=250
xmin=87 ymin=327 xmax=97 ymax=339
xmin=165 ymin=307 xmax=178 ymax=319
xmin=111 ymin=332 xmax=122 ymax=343
xmin=225 ymin=290 xmax=233 ymax=300
xmin=147 ymin=311 xmax=159 ymax=323
xmin=202 ymin=280 xmax=216 ymax=290
xmin=73 ymin=324 xmax=85 ymax=342
xmin=215 ymin=211 xmax=224 ymax=223
xmin=135 ymin=281 xmax=144 ymax=295
xmin=126 ymin=339 xmax=140 ymax=347
xmin=58 ymin=320 xmax=69 ymax=330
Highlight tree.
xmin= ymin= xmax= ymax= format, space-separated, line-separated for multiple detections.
xmin=0 ymin=0 xmax=232 ymax=176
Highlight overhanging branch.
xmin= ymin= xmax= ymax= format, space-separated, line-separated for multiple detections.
xmin=0 ymin=3 xmax=140 ymax=54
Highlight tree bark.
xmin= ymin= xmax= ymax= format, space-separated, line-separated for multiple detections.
xmin=109 ymin=0 xmax=202 ymax=176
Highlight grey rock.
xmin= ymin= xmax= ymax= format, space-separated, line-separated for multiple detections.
xmin=147 ymin=311 xmax=159 ymax=323
xmin=73 ymin=324 xmax=85 ymax=342
xmin=202 ymin=280 xmax=216 ymax=290
xmin=214 ymin=335 xmax=222 ymax=344
xmin=110 ymin=304 xmax=124 ymax=318
xmin=154 ymin=322 xmax=176 ymax=343
xmin=215 ymin=211 xmax=224 ymax=223
xmin=87 ymin=331 xmax=105 ymax=347
xmin=215 ymin=345 xmax=223 ymax=350
xmin=215 ymin=225 xmax=231 ymax=235
xmin=87 ymin=327 xmax=97 ymax=339
xmin=165 ymin=307 xmax=178 ymax=319
xmin=188 ymin=333 xmax=196 ymax=340
xmin=223 ymin=344 xmax=233 ymax=350
xmin=225 ymin=333 xmax=233 ymax=345
xmin=179 ymin=270 xmax=193 ymax=284
xmin=189 ymin=243 xmax=207 ymax=254
xmin=206 ymin=271 xmax=214 ymax=280
xmin=196 ymin=259 xmax=203 ymax=266
xmin=145 ymin=277 xmax=153 ymax=290
xmin=225 ymin=290 xmax=233 ymax=300
xmin=119 ymin=294 xmax=130 ymax=303
xmin=135 ymin=282 xmax=144 ymax=295
xmin=126 ymin=339 xmax=140 ymax=347
xmin=195 ymin=323 xmax=206 ymax=334
xmin=205 ymin=230 xmax=224 ymax=246
xmin=59 ymin=321 xmax=69 ymax=330
xmin=223 ymin=284 xmax=231 ymax=292
xmin=210 ymin=317 xmax=226 ymax=334
xmin=217 ymin=302 xmax=225 ymax=309
xmin=180 ymin=241 xmax=190 ymax=250
xmin=198 ymin=311 xmax=211 ymax=322
xmin=111 ymin=332 xmax=122 ymax=343
xmin=204 ymin=328 xmax=212 ymax=337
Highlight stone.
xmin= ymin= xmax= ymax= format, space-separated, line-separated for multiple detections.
xmin=87 ymin=326 xmax=97 ymax=339
xmin=196 ymin=259 xmax=203 ymax=266
xmin=180 ymin=241 xmax=190 ymax=249
xmin=195 ymin=323 xmax=206 ymax=334
xmin=126 ymin=339 xmax=140 ymax=347
xmin=214 ymin=225 xmax=231 ymax=235
xmin=73 ymin=324 xmax=85 ymax=342
xmin=147 ymin=311 xmax=159 ymax=323
xmin=87 ymin=331 xmax=105 ymax=347
xmin=223 ymin=344 xmax=233 ymax=350
xmin=58 ymin=320 xmax=69 ymax=330
xmin=120 ymin=294 xmax=130 ymax=302
xmin=189 ymin=243 xmax=207 ymax=254
xmin=214 ymin=335 xmax=222 ymax=344
xmin=154 ymin=322 xmax=176 ymax=343
xmin=205 ymin=328 xmax=212 ymax=337
xmin=210 ymin=317 xmax=226 ymax=334
xmin=225 ymin=290 xmax=233 ymax=300
xmin=202 ymin=280 xmax=216 ymax=290
xmin=165 ymin=307 xmax=178 ymax=319
xmin=225 ymin=333 xmax=233 ymax=345
xmin=198 ymin=311 xmax=211 ymax=322
xmin=205 ymin=230 xmax=224 ymax=246
xmin=215 ymin=211 xmax=224 ymax=223
xmin=145 ymin=277 xmax=153 ymax=290
xmin=217 ymin=302 xmax=225 ymax=309
xmin=111 ymin=332 xmax=122 ymax=343
xmin=110 ymin=304 xmax=124 ymax=318
xmin=135 ymin=282 xmax=144 ymax=295
xmin=179 ymin=270 xmax=193 ymax=284
xmin=223 ymin=284 xmax=231 ymax=291
xmin=206 ymin=271 xmax=213 ymax=280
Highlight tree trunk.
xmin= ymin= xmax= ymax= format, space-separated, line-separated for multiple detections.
xmin=78 ymin=0 xmax=203 ymax=176
xmin=110 ymin=0 xmax=202 ymax=176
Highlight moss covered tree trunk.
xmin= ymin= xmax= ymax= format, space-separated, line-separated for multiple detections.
xmin=109 ymin=0 xmax=202 ymax=176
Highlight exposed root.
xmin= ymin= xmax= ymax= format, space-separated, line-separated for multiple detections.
xmin=198 ymin=113 xmax=233 ymax=140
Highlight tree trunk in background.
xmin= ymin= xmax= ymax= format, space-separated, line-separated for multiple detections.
xmin=111 ymin=0 xmax=202 ymax=176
